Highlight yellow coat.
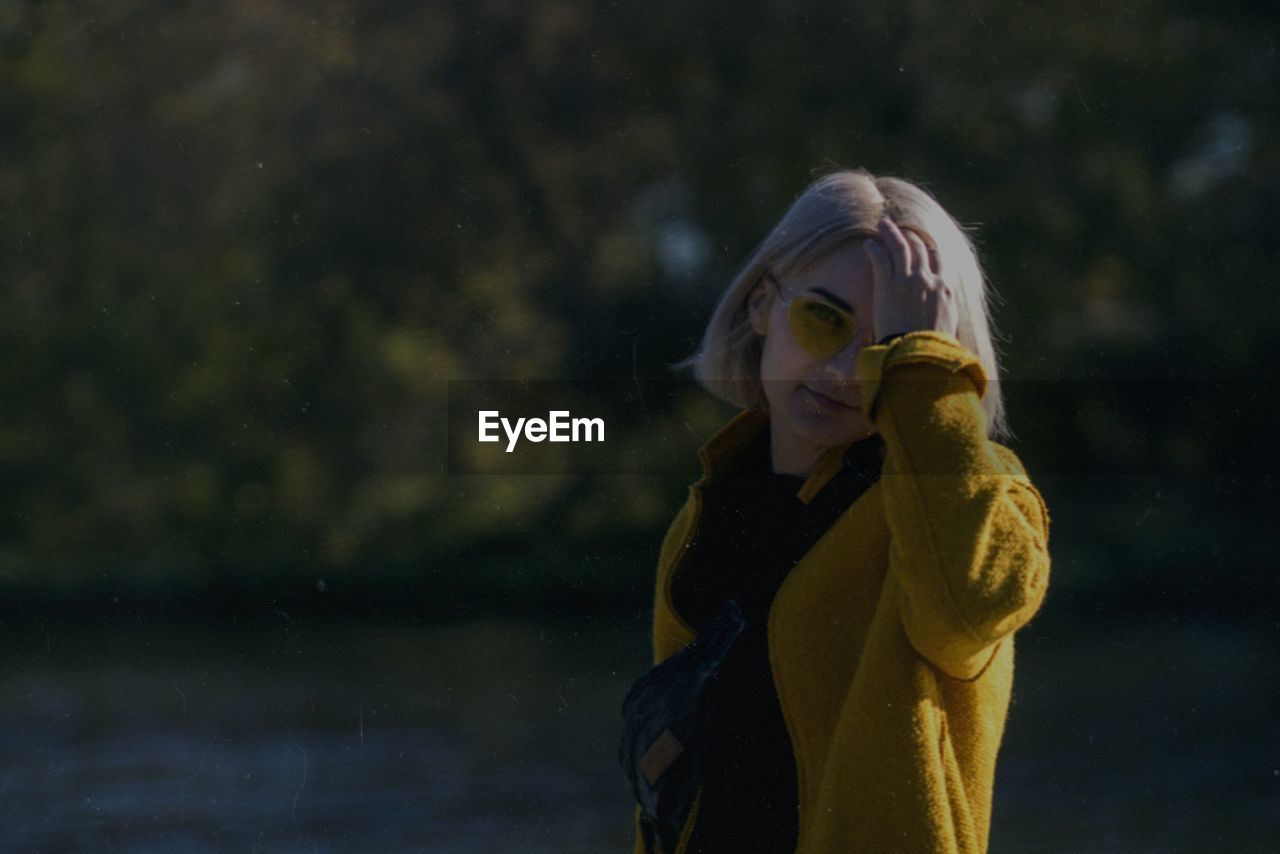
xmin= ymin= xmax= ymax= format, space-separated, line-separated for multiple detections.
xmin=632 ymin=330 xmax=1052 ymax=853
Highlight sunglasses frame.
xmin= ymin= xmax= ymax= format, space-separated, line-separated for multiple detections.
xmin=763 ymin=270 xmax=863 ymax=359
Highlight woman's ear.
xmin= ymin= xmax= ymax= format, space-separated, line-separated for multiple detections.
xmin=747 ymin=278 xmax=772 ymax=336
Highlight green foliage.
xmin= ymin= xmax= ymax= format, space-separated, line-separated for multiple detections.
xmin=1 ymin=0 xmax=1275 ymax=609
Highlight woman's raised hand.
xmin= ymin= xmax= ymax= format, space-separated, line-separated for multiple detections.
xmin=862 ymin=217 xmax=959 ymax=341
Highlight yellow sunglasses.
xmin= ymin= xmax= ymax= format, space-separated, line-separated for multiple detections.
xmin=765 ymin=271 xmax=860 ymax=359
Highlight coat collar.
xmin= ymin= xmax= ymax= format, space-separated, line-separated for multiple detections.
xmin=695 ymin=407 xmax=874 ymax=506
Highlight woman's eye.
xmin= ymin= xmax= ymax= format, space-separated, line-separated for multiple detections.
xmin=806 ymin=303 xmax=846 ymax=330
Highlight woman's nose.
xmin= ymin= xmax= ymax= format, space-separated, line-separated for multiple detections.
xmin=822 ymin=337 xmax=864 ymax=382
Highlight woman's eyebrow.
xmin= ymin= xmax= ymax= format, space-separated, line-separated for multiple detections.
xmin=807 ymin=287 xmax=854 ymax=313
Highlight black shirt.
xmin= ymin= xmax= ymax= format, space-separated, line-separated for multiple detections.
xmin=669 ymin=426 xmax=885 ymax=853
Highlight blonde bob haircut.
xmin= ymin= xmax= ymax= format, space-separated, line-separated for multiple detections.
xmin=679 ymin=168 xmax=1011 ymax=441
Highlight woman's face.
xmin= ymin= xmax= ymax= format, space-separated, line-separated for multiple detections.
xmin=747 ymin=241 xmax=878 ymax=476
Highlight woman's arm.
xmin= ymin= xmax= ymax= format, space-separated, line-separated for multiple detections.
xmin=859 ymin=330 xmax=1051 ymax=681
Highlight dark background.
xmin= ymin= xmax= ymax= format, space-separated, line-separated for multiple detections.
xmin=1 ymin=1 xmax=1277 ymax=850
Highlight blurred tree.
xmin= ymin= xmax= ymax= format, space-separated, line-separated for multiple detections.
xmin=0 ymin=0 xmax=1275 ymax=611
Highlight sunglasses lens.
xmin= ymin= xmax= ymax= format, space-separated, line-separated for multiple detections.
xmin=788 ymin=298 xmax=853 ymax=358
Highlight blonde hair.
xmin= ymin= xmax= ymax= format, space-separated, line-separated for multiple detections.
xmin=678 ymin=168 xmax=1012 ymax=441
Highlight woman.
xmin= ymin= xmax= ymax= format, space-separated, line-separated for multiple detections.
xmin=622 ymin=169 xmax=1051 ymax=853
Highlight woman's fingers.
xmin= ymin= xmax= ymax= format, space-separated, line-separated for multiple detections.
xmin=871 ymin=220 xmax=952 ymax=339
xmin=878 ymin=217 xmax=913 ymax=276
xmin=903 ymin=229 xmax=934 ymax=277
xmin=863 ymin=238 xmax=890 ymax=286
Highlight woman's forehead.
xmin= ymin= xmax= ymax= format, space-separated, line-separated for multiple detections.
xmin=782 ymin=243 xmax=873 ymax=300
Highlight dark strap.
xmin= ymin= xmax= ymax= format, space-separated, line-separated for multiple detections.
xmin=619 ymin=599 xmax=746 ymax=851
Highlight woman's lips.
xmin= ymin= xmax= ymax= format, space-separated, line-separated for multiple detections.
xmin=803 ymin=387 xmax=858 ymax=411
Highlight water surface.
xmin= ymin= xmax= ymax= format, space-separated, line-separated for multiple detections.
xmin=1 ymin=610 xmax=1275 ymax=851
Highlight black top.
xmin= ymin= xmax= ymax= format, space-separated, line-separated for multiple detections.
xmin=669 ymin=426 xmax=886 ymax=853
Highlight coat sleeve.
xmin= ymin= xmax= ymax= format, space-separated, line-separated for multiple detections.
xmin=858 ymin=330 xmax=1051 ymax=681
